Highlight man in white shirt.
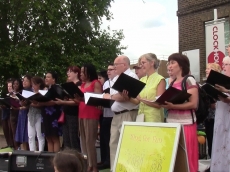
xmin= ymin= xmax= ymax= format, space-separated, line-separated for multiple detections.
xmin=98 ymin=64 xmax=117 ymax=170
xmin=103 ymin=55 xmax=139 ymax=170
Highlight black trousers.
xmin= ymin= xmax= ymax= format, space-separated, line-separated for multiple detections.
xmin=205 ymin=118 xmax=214 ymax=157
xmin=100 ymin=117 xmax=113 ymax=164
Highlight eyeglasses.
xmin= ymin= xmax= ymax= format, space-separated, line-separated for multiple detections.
xmin=222 ymin=63 xmax=230 ymax=67
xmin=107 ymin=69 xmax=115 ymax=71
xmin=113 ymin=63 xmax=125 ymax=66
xmin=67 ymin=70 xmax=73 ymax=73
xmin=139 ymin=61 xmax=148 ymax=66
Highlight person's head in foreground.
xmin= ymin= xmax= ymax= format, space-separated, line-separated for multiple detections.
xmin=53 ymin=149 xmax=86 ymax=172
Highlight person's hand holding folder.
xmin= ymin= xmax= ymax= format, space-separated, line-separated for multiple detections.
xmin=217 ymin=96 xmax=230 ymax=103
xmin=103 ymin=93 xmax=111 ymax=100
xmin=54 ymin=98 xmax=65 ymax=105
xmin=215 ymin=84 xmax=230 ymax=94
xmin=72 ymin=93 xmax=83 ymax=104
xmin=160 ymin=101 xmax=174 ymax=109
xmin=121 ymin=90 xmax=130 ymax=101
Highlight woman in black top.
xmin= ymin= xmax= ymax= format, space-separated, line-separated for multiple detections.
xmin=55 ymin=66 xmax=81 ymax=151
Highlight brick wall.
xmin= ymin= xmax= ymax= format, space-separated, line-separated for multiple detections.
xmin=177 ymin=0 xmax=230 ymax=82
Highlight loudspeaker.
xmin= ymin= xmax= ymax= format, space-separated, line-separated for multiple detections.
xmin=0 ymin=153 xmax=9 ymax=172
xmin=8 ymin=151 xmax=55 ymax=172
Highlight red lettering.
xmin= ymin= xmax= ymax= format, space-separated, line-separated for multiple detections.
xmin=213 ymin=26 xmax=218 ymax=32
xmin=212 ymin=26 xmax=219 ymax=63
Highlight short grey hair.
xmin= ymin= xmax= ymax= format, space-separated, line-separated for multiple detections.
xmin=139 ymin=53 xmax=160 ymax=69
xmin=223 ymin=56 xmax=230 ymax=64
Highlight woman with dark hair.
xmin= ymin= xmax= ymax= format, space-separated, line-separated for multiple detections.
xmin=77 ymin=64 xmax=102 ymax=172
xmin=27 ymin=76 xmax=45 ymax=151
xmin=10 ymin=78 xmax=23 ymax=150
xmin=32 ymin=72 xmax=62 ymax=152
xmin=98 ymin=70 xmax=108 ymax=86
xmin=15 ymin=74 xmax=33 ymax=150
xmin=53 ymin=149 xmax=86 ymax=172
xmin=161 ymin=53 xmax=198 ymax=172
xmin=54 ymin=66 xmax=81 ymax=151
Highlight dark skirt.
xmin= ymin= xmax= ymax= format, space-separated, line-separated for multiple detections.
xmin=15 ymin=109 xmax=28 ymax=143
xmin=41 ymin=105 xmax=62 ymax=137
xmin=62 ymin=105 xmax=80 ymax=150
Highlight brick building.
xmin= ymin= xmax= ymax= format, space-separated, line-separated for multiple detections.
xmin=177 ymin=0 xmax=230 ymax=81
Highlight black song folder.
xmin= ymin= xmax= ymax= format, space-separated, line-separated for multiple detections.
xmin=17 ymin=90 xmax=52 ymax=102
xmin=0 ymin=98 xmax=11 ymax=108
xmin=29 ymin=93 xmax=52 ymax=102
xmin=84 ymin=93 xmax=115 ymax=108
xmin=0 ymin=97 xmax=21 ymax=108
xmin=112 ymin=73 xmax=145 ymax=98
xmin=103 ymin=87 xmax=110 ymax=94
xmin=61 ymin=82 xmax=84 ymax=98
xmin=50 ymin=84 xmax=70 ymax=100
xmin=201 ymin=83 xmax=228 ymax=100
xmin=206 ymin=70 xmax=230 ymax=89
xmin=155 ymin=87 xmax=191 ymax=105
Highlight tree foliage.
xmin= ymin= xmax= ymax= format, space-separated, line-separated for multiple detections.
xmin=0 ymin=0 xmax=126 ymax=93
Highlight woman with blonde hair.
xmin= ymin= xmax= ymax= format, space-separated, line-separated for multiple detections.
xmin=126 ymin=53 xmax=166 ymax=122
xmin=204 ymin=63 xmax=221 ymax=158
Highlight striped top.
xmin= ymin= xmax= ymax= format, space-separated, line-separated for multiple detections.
xmin=166 ymin=77 xmax=198 ymax=125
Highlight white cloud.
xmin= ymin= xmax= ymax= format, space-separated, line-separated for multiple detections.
xmin=101 ymin=0 xmax=178 ymax=62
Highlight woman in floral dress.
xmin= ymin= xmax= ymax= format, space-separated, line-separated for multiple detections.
xmin=32 ymin=72 xmax=62 ymax=152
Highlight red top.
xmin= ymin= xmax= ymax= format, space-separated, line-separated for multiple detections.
xmin=79 ymin=80 xmax=102 ymax=119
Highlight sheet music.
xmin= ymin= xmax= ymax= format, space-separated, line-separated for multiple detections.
xmin=38 ymin=90 xmax=48 ymax=96
xmin=84 ymin=92 xmax=104 ymax=104
xmin=22 ymin=90 xmax=35 ymax=98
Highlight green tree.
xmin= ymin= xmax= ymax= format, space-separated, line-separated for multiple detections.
xmin=0 ymin=0 xmax=125 ymax=94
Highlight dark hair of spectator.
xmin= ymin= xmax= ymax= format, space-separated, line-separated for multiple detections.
xmin=52 ymin=149 xmax=86 ymax=172
xmin=31 ymin=76 xmax=45 ymax=90
xmin=83 ymin=64 xmax=98 ymax=82
xmin=98 ymin=70 xmax=108 ymax=81
xmin=168 ymin=53 xmax=190 ymax=77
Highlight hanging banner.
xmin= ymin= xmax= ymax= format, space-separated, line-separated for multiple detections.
xmin=205 ymin=21 xmax=226 ymax=68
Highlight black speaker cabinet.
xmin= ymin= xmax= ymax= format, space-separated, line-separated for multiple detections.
xmin=8 ymin=151 xmax=55 ymax=172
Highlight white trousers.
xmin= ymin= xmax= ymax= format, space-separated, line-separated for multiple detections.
xmin=27 ymin=114 xmax=45 ymax=151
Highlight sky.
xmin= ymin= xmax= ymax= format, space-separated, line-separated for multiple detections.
xmin=101 ymin=0 xmax=179 ymax=63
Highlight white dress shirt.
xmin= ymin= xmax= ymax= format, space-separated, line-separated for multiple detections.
xmin=110 ymin=68 xmax=139 ymax=112
xmin=103 ymin=80 xmax=115 ymax=117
